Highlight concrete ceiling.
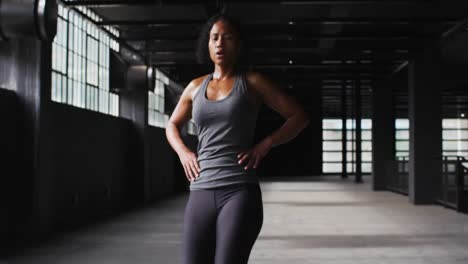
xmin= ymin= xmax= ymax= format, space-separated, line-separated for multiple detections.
xmin=60 ymin=0 xmax=468 ymax=118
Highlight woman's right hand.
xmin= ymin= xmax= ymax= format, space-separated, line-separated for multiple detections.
xmin=178 ymin=150 xmax=201 ymax=182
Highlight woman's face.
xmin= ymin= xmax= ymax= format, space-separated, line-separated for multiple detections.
xmin=208 ymin=19 xmax=241 ymax=67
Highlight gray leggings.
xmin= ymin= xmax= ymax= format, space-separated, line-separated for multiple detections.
xmin=181 ymin=183 xmax=264 ymax=264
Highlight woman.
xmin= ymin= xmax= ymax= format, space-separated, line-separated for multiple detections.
xmin=165 ymin=11 xmax=310 ymax=264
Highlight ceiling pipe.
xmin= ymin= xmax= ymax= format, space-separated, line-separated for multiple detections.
xmin=0 ymin=0 xmax=57 ymax=41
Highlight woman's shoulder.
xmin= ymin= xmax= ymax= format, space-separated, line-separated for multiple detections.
xmin=241 ymin=70 xmax=264 ymax=111
xmin=243 ymin=70 xmax=271 ymax=93
xmin=189 ymin=74 xmax=211 ymax=88
xmin=243 ymin=70 xmax=267 ymax=85
xmin=185 ymin=74 xmax=211 ymax=101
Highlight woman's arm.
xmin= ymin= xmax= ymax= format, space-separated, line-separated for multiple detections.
xmin=166 ymin=79 xmax=202 ymax=182
xmin=166 ymin=81 xmax=193 ymax=155
xmin=251 ymin=72 xmax=310 ymax=148
xmin=238 ymin=72 xmax=310 ymax=170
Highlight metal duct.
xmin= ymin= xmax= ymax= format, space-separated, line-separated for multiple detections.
xmin=110 ymin=50 xmax=154 ymax=93
xmin=0 ymin=0 xmax=57 ymax=41
xmin=109 ymin=50 xmax=128 ymax=94
xmin=127 ymin=65 xmax=155 ymax=92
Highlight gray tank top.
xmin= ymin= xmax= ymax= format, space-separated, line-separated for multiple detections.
xmin=190 ymin=70 xmax=259 ymax=190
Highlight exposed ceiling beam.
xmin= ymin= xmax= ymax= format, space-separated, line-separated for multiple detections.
xmin=88 ymin=2 xmax=468 ymax=22
xmin=119 ymin=29 xmax=435 ymax=40
xmin=390 ymin=60 xmax=409 ymax=76
xmin=61 ymin=0 xmax=433 ymax=7
xmin=60 ymin=0 xmax=158 ymax=7
xmin=441 ymin=16 xmax=468 ymax=38
xmin=95 ymin=19 xmax=458 ymax=27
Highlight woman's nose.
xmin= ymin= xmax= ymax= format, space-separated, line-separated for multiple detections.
xmin=216 ymin=37 xmax=224 ymax=46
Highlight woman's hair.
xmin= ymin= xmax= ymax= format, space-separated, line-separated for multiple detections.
xmin=195 ymin=10 xmax=249 ymax=68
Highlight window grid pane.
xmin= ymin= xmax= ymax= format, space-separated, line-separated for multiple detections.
xmin=442 ymin=118 xmax=468 ymax=159
xmin=322 ymin=118 xmax=373 ymax=173
xmin=394 ymin=118 xmax=468 ymax=160
xmin=51 ymin=4 xmax=119 ymax=116
xmin=148 ymin=70 xmax=169 ymax=128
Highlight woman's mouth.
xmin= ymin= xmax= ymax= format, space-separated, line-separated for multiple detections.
xmin=215 ymin=51 xmax=224 ymax=58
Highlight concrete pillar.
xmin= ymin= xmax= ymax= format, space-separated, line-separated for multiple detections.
xmin=341 ymin=83 xmax=348 ymax=179
xmin=354 ymin=79 xmax=363 ymax=183
xmin=371 ymin=79 xmax=395 ymax=190
xmin=408 ymin=47 xmax=443 ymax=204
xmin=0 ymin=39 xmax=53 ymax=245
xmin=0 ymin=0 xmax=57 ymax=246
xmin=120 ymin=84 xmax=150 ymax=204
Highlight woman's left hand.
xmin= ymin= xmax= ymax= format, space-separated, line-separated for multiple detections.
xmin=237 ymin=137 xmax=273 ymax=170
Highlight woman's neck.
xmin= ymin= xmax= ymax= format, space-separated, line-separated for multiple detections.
xmin=212 ymin=64 xmax=238 ymax=80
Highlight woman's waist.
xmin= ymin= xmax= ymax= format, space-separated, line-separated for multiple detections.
xmin=197 ymin=149 xmax=243 ymax=163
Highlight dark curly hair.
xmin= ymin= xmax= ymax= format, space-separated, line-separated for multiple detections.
xmin=195 ymin=10 xmax=249 ymax=69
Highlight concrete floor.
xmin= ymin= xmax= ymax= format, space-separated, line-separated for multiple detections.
xmin=5 ymin=176 xmax=468 ymax=264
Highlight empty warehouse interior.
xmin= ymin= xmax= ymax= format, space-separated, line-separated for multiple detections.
xmin=1 ymin=0 xmax=468 ymax=263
